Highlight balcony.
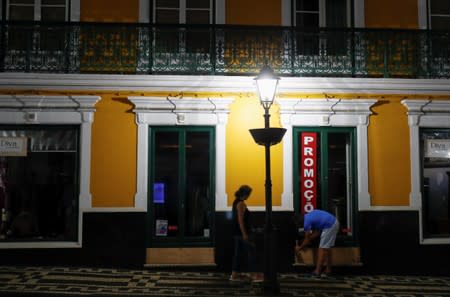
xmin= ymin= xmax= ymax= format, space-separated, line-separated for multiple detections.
xmin=0 ymin=21 xmax=449 ymax=78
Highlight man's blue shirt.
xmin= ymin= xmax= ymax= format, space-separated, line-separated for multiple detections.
xmin=304 ymin=210 xmax=336 ymax=231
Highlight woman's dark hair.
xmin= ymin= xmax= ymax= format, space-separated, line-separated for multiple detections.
xmin=235 ymin=185 xmax=252 ymax=200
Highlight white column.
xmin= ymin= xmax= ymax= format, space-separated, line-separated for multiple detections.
xmin=135 ymin=114 xmax=149 ymax=210
xmin=280 ymin=113 xmax=294 ymax=211
xmin=408 ymin=115 xmax=422 ymax=209
xmin=215 ymin=114 xmax=229 ymax=210
xmin=79 ymin=112 xmax=94 ymax=209
xmin=356 ymin=120 xmax=371 ymax=210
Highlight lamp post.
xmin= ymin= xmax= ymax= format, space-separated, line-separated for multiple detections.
xmin=249 ymin=66 xmax=286 ymax=295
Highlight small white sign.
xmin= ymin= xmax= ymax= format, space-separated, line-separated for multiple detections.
xmin=425 ymin=139 xmax=450 ymax=158
xmin=0 ymin=137 xmax=27 ymax=156
xmin=203 ymin=229 xmax=210 ymax=237
xmin=155 ymin=219 xmax=168 ymax=237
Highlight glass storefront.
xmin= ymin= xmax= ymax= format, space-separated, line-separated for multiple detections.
xmin=0 ymin=125 xmax=79 ymax=242
xmin=421 ymin=128 xmax=450 ymax=238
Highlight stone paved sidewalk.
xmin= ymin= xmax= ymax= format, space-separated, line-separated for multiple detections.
xmin=0 ymin=266 xmax=449 ymax=297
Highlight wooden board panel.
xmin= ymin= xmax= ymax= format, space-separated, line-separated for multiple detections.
xmin=146 ymin=247 xmax=215 ymax=265
xmin=295 ymin=247 xmax=362 ymax=266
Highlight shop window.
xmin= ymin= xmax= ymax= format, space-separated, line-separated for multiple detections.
xmin=402 ymin=99 xmax=450 ymax=244
xmin=421 ymin=129 xmax=450 ymax=239
xmin=0 ymin=126 xmax=79 ymax=241
xmin=0 ymin=95 xmax=100 ymax=248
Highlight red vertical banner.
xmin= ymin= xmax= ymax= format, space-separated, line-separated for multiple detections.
xmin=300 ymin=132 xmax=317 ymax=214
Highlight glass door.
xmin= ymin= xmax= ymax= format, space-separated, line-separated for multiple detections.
xmin=294 ymin=127 xmax=357 ymax=242
xmin=148 ymin=126 xmax=214 ymax=246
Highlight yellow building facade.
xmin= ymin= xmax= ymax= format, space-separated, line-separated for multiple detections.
xmin=0 ymin=0 xmax=449 ymax=274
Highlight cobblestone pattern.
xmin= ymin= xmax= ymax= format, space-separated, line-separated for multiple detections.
xmin=0 ymin=266 xmax=449 ymax=297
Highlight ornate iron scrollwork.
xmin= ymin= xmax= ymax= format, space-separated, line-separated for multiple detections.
xmin=1 ymin=22 xmax=449 ymax=78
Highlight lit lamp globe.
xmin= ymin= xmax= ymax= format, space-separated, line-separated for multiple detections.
xmin=254 ymin=65 xmax=280 ymax=111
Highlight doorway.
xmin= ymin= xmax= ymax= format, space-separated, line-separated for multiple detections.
xmin=146 ymin=126 xmax=215 ymax=265
xmin=294 ymin=127 xmax=357 ymax=243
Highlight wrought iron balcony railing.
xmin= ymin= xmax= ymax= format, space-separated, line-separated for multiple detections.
xmin=0 ymin=21 xmax=449 ymax=78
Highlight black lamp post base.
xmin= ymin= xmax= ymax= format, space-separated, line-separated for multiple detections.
xmin=262 ymin=227 xmax=280 ymax=295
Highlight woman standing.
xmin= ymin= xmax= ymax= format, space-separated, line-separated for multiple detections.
xmin=230 ymin=185 xmax=263 ymax=282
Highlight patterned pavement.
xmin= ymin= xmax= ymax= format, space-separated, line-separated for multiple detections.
xmin=0 ymin=266 xmax=449 ymax=297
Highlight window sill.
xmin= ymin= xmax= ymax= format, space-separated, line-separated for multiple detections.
xmin=0 ymin=241 xmax=82 ymax=249
xmin=421 ymin=238 xmax=450 ymax=245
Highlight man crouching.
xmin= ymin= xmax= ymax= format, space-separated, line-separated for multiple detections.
xmin=294 ymin=209 xmax=339 ymax=277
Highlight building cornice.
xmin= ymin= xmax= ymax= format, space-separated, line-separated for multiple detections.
xmin=0 ymin=73 xmax=449 ymax=95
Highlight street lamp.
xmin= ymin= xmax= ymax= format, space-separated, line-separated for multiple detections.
xmin=249 ymin=66 xmax=286 ymax=295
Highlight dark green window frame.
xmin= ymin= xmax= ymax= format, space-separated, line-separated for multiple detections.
xmin=147 ymin=126 xmax=215 ymax=247
xmin=293 ymin=126 xmax=358 ymax=245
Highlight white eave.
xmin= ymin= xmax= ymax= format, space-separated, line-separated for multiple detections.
xmin=0 ymin=73 xmax=449 ymax=95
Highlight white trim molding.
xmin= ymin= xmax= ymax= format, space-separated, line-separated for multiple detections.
xmin=277 ymin=98 xmax=377 ymax=212
xmin=281 ymin=0 xmax=291 ymax=26
xmin=139 ymin=0 xmax=150 ymax=23
xmin=0 ymin=94 xmax=100 ymax=249
xmin=417 ymin=0 xmax=427 ymax=29
xmin=70 ymin=0 xmax=81 ymax=22
xmin=354 ymin=0 xmax=365 ymax=28
xmin=2 ymin=74 xmax=450 ymax=96
xmin=216 ymin=0 xmax=226 ymax=24
xmin=128 ymin=96 xmax=234 ymax=212
xmin=402 ymin=99 xmax=450 ymax=245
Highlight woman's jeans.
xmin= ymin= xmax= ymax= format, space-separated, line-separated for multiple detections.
xmin=232 ymin=235 xmax=256 ymax=272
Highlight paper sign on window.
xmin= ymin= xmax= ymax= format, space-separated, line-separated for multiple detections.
xmin=155 ymin=219 xmax=168 ymax=236
xmin=425 ymin=139 xmax=450 ymax=158
xmin=0 ymin=137 xmax=27 ymax=156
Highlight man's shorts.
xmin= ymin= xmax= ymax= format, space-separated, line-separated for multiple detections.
xmin=319 ymin=219 xmax=339 ymax=248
